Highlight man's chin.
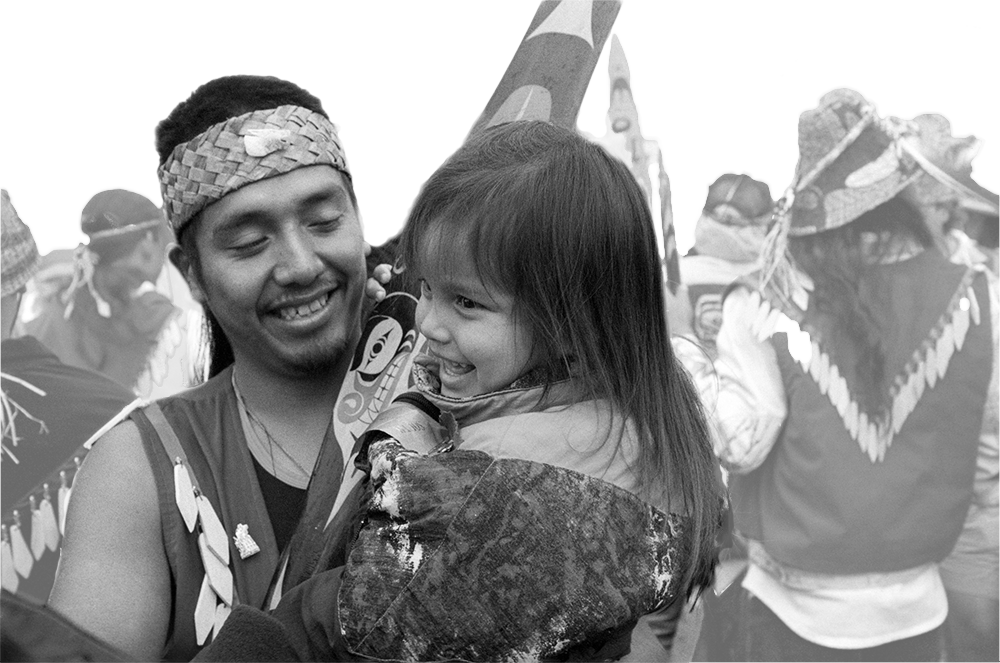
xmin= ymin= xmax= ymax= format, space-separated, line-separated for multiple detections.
xmin=280 ymin=336 xmax=353 ymax=378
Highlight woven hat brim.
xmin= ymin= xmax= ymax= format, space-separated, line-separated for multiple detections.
xmin=788 ymin=167 xmax=923 ymax=236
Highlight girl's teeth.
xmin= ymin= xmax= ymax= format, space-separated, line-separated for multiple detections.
xmin=441 ymin=359 xmax=473 ymax=376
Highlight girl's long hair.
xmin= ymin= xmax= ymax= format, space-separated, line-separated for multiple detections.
xmin=788 ymin=195 xmax=936 ymax=416
xmin=399 ymin=121 xmax=724 ymax=594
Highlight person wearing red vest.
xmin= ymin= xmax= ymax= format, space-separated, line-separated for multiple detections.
xmin=672 ymin=89 xmax=997 ymax=661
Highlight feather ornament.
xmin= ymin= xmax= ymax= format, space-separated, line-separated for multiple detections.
xmin=39 ymin=488 xmax=59 ymax=552
xmin=757 ymin=308 xmax=781 ymax=343
xmin=953 ymin=301 xmax=970 ymax=350
xmin=799 ymin=331 xmax=812 ymax=373
xmin=57 ymin=471 xmax=70 ymax=535
xmin=792 ymin=286 xmax=809 ymax=312
xmin=214 ymin=602 xmax=232 ymax=639
xmin=969 ymin=287 xmax=981 ymax=326
xmin=925 ymin=346 xmax=938 ymax=389
xmin=817 ymin=352 xmax=831 ymax=395
xmin=174 ymin=460 xmax=198 ymax=533
xmin=788 ymin=320 xmax=802 ymax=364
xmin=194 ymin=575 xmax=217 ymax=646
xmin=9 ymin=514 xmax=32 ymax=579
xmin=847 ymin=400 xmax=860 ymax=440
xmin=198 ymin=533 xmax=233 ymax=606
xmin=29 ymin=497 xmax=44 ymax=560
xmin=1 ymin=527 xmax=18 ymax=593
xmin=196 ymin=495 xmax=229 ymax=565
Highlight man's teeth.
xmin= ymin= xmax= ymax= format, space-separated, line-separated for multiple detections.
xmin=278 ymin=293 xmax=329 ymax=321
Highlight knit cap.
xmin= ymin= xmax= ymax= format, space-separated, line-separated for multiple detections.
xmin=1 ymin=189 xmax=41 ymax=297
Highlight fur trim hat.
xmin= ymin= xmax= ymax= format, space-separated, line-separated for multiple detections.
xmin=1 ymin=189 xmax=41 ymax=298
xmin=788 ymin=89 xmax=922 ymax=236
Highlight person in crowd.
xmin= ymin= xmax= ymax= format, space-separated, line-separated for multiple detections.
xmin=904 ymin=112 xmax=999 ymax=274
xmin=48 ymin=75 xmax=405 ymax=661
xmin=957 ymin=197 xmax=999 ymax=272
xmin=23 ymin=190 xmax=182 ymax=395
xmin=670 ymin=88 xmax=996 ymax=661
xmin=924 ymin=131 xmax=1000 ymax=663
xmin=674 ymin=175 xmax=774 ymax=660
xmin=194 ymin=119 xmax=726 ymax=662
xmin=18 ymin=242 xmax=76 ymax=332
xmin=681 ymin=173 xmax=773 ymax=358
xmin=1 ymin=190 xmax=136 ymax=604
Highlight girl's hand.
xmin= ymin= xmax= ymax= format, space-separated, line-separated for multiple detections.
xmin=366 ymin=263 xmax=393 ymax=303
xmin=363 ymin=242 xmax=392 ymax=303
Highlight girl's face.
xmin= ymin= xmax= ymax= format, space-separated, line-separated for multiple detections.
xmin=414 ymin=237 xmax=543 ymax=399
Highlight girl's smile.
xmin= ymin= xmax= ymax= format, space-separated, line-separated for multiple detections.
xmin=414 ymin=241 xmax=542 ymax=399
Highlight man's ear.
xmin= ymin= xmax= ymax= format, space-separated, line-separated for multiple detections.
xmin=169 ymin=245 xmax=207 ymax=304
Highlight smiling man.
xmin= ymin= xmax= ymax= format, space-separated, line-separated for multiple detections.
xmin=47 ymin=76 xmax=409 ymax=661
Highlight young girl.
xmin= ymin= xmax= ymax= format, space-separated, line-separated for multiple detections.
xmin=200 ymin=121 xmax=725 ymax=662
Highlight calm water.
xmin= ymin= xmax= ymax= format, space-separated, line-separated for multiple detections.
xmin=0 ymin=138 xmax=789 ymax=250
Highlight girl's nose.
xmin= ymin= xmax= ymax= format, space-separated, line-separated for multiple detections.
xmin=415 ymin=296 xmax=449 ymax=343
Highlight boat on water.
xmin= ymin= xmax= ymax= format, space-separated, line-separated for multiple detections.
xmin=21 ymin=140 xmax=101 ymax=180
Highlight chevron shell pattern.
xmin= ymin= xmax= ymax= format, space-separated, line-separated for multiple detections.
xmin=748 ymin=269 xmax=983 ymax=463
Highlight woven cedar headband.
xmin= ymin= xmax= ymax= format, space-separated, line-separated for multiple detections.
xmin=158 ymin=105 xmax=350 ymax=234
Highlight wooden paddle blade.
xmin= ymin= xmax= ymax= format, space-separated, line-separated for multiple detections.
xmin=608 ymin=35 xmax=653 ymax=195
xmin=657 ymin=186 xmax=681 ymax=295
xmin=469 ymin=0 xmax=621 ymax=137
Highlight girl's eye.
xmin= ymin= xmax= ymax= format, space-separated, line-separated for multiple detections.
xmin=455 ymin=295 xmax=480 ymax=310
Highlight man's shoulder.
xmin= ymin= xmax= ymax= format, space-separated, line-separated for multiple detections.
xmin=153 ymin=366 xmax=235 ymax=409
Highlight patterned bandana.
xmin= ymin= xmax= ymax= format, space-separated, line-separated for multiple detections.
xmin=158 ymin=105 xmax=350 ymax=234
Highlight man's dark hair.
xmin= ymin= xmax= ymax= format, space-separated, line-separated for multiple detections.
xmin=155 ymin=75 xmax=328 ymax=166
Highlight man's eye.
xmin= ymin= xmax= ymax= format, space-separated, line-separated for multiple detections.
xmin=231 ymin=236 xmax=267 ymax=252
xmin=309 ymin=216 xmax=342 ymax=231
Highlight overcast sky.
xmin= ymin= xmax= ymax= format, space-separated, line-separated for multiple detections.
xmin=2 ymin=0 xmax=996 ymax=256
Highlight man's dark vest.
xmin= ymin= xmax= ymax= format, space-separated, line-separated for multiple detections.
xmin=731 ymin=252 xmax=993 ymax=574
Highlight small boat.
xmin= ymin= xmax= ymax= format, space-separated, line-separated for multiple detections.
xmin=21 ymin=140 xmax=101 ymax=180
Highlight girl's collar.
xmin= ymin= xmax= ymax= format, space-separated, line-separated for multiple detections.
xmin=410 ymin=355 xmax=579 ymax=428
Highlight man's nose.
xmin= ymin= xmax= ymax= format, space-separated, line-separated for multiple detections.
xmin=274 ymin=229 xmax=323 ymax=286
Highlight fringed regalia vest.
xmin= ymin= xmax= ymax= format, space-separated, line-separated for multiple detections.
xmin=730 ymin=251 xmax=992 ymax=574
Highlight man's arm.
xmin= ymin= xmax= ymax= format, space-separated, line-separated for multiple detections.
xmin=48 ymin=420 xmax=171 ymax=661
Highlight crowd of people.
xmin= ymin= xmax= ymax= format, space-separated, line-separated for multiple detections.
xmin=0 ymin=72 xmax=996 ymax=663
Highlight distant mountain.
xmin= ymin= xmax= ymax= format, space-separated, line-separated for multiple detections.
xmin=0 ymin=101 xmax=150 ymax=146
xmin=0 ymin=19 xmax=1000 ymax=145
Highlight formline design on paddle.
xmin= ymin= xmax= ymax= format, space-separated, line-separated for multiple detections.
xmin=748 ymin=266 xmax=982 ymax=463
xmin=469 ymin=0 xmax=621 ymax=137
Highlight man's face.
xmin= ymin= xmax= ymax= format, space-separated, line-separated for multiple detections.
xmin=105 ymin=232 xmax=168 ymax=296
xmin=183 ymin=165 xmax=367 ymax=377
